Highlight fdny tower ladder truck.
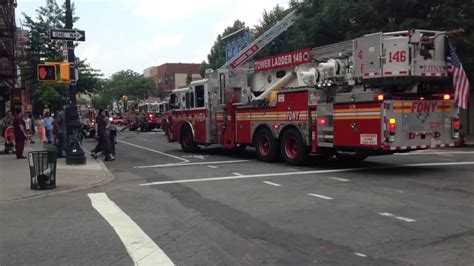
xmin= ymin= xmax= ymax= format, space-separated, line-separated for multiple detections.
xmin=167 ymin=8 xmax=464 ymax=165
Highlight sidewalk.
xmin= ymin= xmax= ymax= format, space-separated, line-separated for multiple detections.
xmin=0 ymin=140 xmax=114 ymax=204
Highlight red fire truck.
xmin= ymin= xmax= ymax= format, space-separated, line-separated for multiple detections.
xmin=138 ymin=103 xmax=160 ymax=131
xmin=167 ymin=29 xmax=463 ymax=165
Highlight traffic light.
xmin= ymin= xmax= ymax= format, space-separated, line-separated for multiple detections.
xmin=59 ymin=63 xmax=71 ymax=82
xmin=37 ymin=64 xmax=57 ymax=81
xmin=37 ymin=62 xmax=73 ymax=83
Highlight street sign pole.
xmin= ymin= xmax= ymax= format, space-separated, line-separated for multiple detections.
xmin=64 ymin=0 xmax=86 ymax=165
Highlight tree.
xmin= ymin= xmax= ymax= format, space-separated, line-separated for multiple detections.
xmin=22 ymin=0 xmax=105 ymax=113
xmin=253 ymin=5 xmax=292 ymax=58
xmin=199 ymin=60 xmax=209 ymax=78
xmin=75 ymin=58 xmax=103 ymax=95
xmin=289 ymin=0 xmax=473 ymax=79
xmin=204 ymin=20 xmax=247 ymax=70
xmin=108 ymin=70 xmax=154 ymax=101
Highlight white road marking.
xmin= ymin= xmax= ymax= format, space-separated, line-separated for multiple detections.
xmin=183 ymin=155 xmax=208 ymax=160
xmin=208 ymin=165 xmax=218 ymax=169
xmin=378 ymin=212 xmax=416 ymax=223
xmin=118 ymin=139 xmax=189 ymax=163
xmin=396 ymin=151 xmax=474 ymax=156
xmin=308 ymin=193 xmax=334 ymax=200
xmin=328 ymin=177 xmax=350 ymax=182
xmin=354 ymin=252 xmax=367 ymax=258
xmin=263 ymin=181 xmax=282 ymax=187
xmin=139 ymin=161 xmax=474 ymax=186
xmin=88 ymin=193 xmax=174 ymax=266
xmin=233 ymin=172 xmax=243 ymax=176
xmin=135 ymin=160 xmax=249 ymax=169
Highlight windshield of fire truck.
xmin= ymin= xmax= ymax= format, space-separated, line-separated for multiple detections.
xmin=148 ymin=104 xmax=159 ymax=112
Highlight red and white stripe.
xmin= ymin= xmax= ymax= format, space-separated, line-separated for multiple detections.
xmin=384 ymin=70 xmax=409 ymax=76
xmin=420 ymin=72 xmax=447 ymax=77
xmin=452 ymin=66 xmax=470 ymax=110
xmin=363 ymin=72 xmax=380 ymax=77
xmin=388 ymin=143 xmax=456 ymax=151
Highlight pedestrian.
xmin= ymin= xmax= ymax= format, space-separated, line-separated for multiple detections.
xmin=91 ymin=109 xmax=114 ymax=161
xmin=1 ymin=110 xmax=13 ymax=137
xmin=30 ymin=114 xmax=36 ymax=140
xmin=55 ymin=106 xmax=67 ymax=157
xmin=24 ymin=113 xmax=35 ymax=144
xmin=37 ymin=114 xmax=46 ymax=143
xmin=12 ymin=109 xmax=27 ymax=159
xmin=105 ymin=111 xmax=116 ymax=156
xmin=44 ymin=112 xmax=54 ymax=144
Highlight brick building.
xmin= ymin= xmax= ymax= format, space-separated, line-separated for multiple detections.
xmin=0 ymin=0 xmax=16 ymax=117
xmin=144 ymin=63 xmax=201 ymax=98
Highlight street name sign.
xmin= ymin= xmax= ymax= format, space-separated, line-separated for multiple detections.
xmin=49 ymin=28 xmax=86 ymax=42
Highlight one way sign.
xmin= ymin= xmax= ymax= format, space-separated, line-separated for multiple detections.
xmin=49 ymin=28 xmax=86 ymax=42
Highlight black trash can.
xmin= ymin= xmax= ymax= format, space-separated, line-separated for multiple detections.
xmin=28 ymin=151 xmax=57 ymax=190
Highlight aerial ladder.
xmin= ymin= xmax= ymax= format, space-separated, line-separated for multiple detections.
xmin=219 ymin=3 xmax=304 ymax=71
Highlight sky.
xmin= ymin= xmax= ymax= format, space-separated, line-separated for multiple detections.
xmin=16 ymin=0 xmax=289 ymax=77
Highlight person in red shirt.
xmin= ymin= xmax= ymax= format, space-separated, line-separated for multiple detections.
xmin=12 ymin=109 xmax=28 ymax=159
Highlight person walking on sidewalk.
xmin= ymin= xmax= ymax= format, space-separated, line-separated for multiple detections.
xmin=37 ymin=115 xmax=46 ymax=143
xmin=24 ymin=113 xmax=35 ymax=144
xmin=44 ymin=112 xmax=54 ymax=144
xmin=1 ymin=110 xmax=13 ymax=137
xmin=105 ymin=111 xmax=116 ymax=156
xmin=91 ymin=109 xmax=114 ymax=161
xmin=12 ymin=109 xmax=27 ymax=159
xmin=55 ymin=107 xmax=67 ymax=158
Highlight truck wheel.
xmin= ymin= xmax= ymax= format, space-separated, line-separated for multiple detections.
xmin=280 ymin=128 xmax=308 ymax=165
xmin=255 ymin=128 xmax=280 ymax=162
xmin=180 ymin=127 xmax=198 ymax=153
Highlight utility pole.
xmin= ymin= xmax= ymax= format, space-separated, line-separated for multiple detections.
xmin=64 ymin=0 xmax=86 ymax=165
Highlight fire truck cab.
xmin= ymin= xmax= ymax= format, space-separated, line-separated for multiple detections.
xmin=138 ymin=102 xmax=161 ymax=130
xmin=168 ymin=29 xmax=462 ymax=165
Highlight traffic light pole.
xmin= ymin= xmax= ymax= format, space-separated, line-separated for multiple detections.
xmin=64 ymin=0 xmax=86 ymax=165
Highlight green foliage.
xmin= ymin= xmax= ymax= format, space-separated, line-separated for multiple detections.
xmin=253 ymin=5 xmax=292 ymax=58
xmin=204 ymin=20 xmax=247 ymax=70
xmin=108 ymin=70 xmax=154 ymax=101
xmin=21 ymin=0 xmax=105 ymax=112
xmin=90 ymin=70 xmax=154 ymax=109
xmin=36 ymin=83 xmax=69 ymax=111
xmin=288 ymin=0 xmax=474 ymax=79
xmin=75 ymin=58 xmax=103 ymax=95
xmin=199 ymin=60 xmax=209 ymax=78
xmin=91 ymin=94 xmax=112 ymax=110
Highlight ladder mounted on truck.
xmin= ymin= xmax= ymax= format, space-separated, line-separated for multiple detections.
xmin=219 ymin=8 xmax=298 ymax=71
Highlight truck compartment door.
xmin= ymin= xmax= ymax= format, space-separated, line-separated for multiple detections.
xmin=333 ymin=103 xmax=383 ymax=148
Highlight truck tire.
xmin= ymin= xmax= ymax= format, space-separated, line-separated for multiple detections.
xmin=280 ymin=128 xmax=308 ymax=165
xmin=254 ymin=128 xmax=280 ymax=162
xmin=180 ymin=126 xmax=198 ymax=153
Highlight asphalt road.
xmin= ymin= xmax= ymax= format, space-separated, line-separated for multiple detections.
xmin=1 ymin=129 xmax=473 ymax=265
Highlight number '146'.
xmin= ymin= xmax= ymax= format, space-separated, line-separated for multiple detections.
xmin=389 ymin=51 xmax=407 ymax=63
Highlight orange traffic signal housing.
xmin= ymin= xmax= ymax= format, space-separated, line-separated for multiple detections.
xmin=59 ymin=63 xmax=71 ymax=81
xmin=37 ymin=62 xmax=72 ymax=83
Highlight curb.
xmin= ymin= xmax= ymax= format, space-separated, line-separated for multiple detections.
xmin=0 ymin=154 xmax=115 ymax=205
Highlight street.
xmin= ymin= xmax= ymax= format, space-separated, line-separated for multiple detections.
xmin=1 ymin=129 xmax=473 ymax=265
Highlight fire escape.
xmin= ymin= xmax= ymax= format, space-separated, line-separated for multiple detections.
xmin=0 ymin=0 xmax=16 ymax=116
